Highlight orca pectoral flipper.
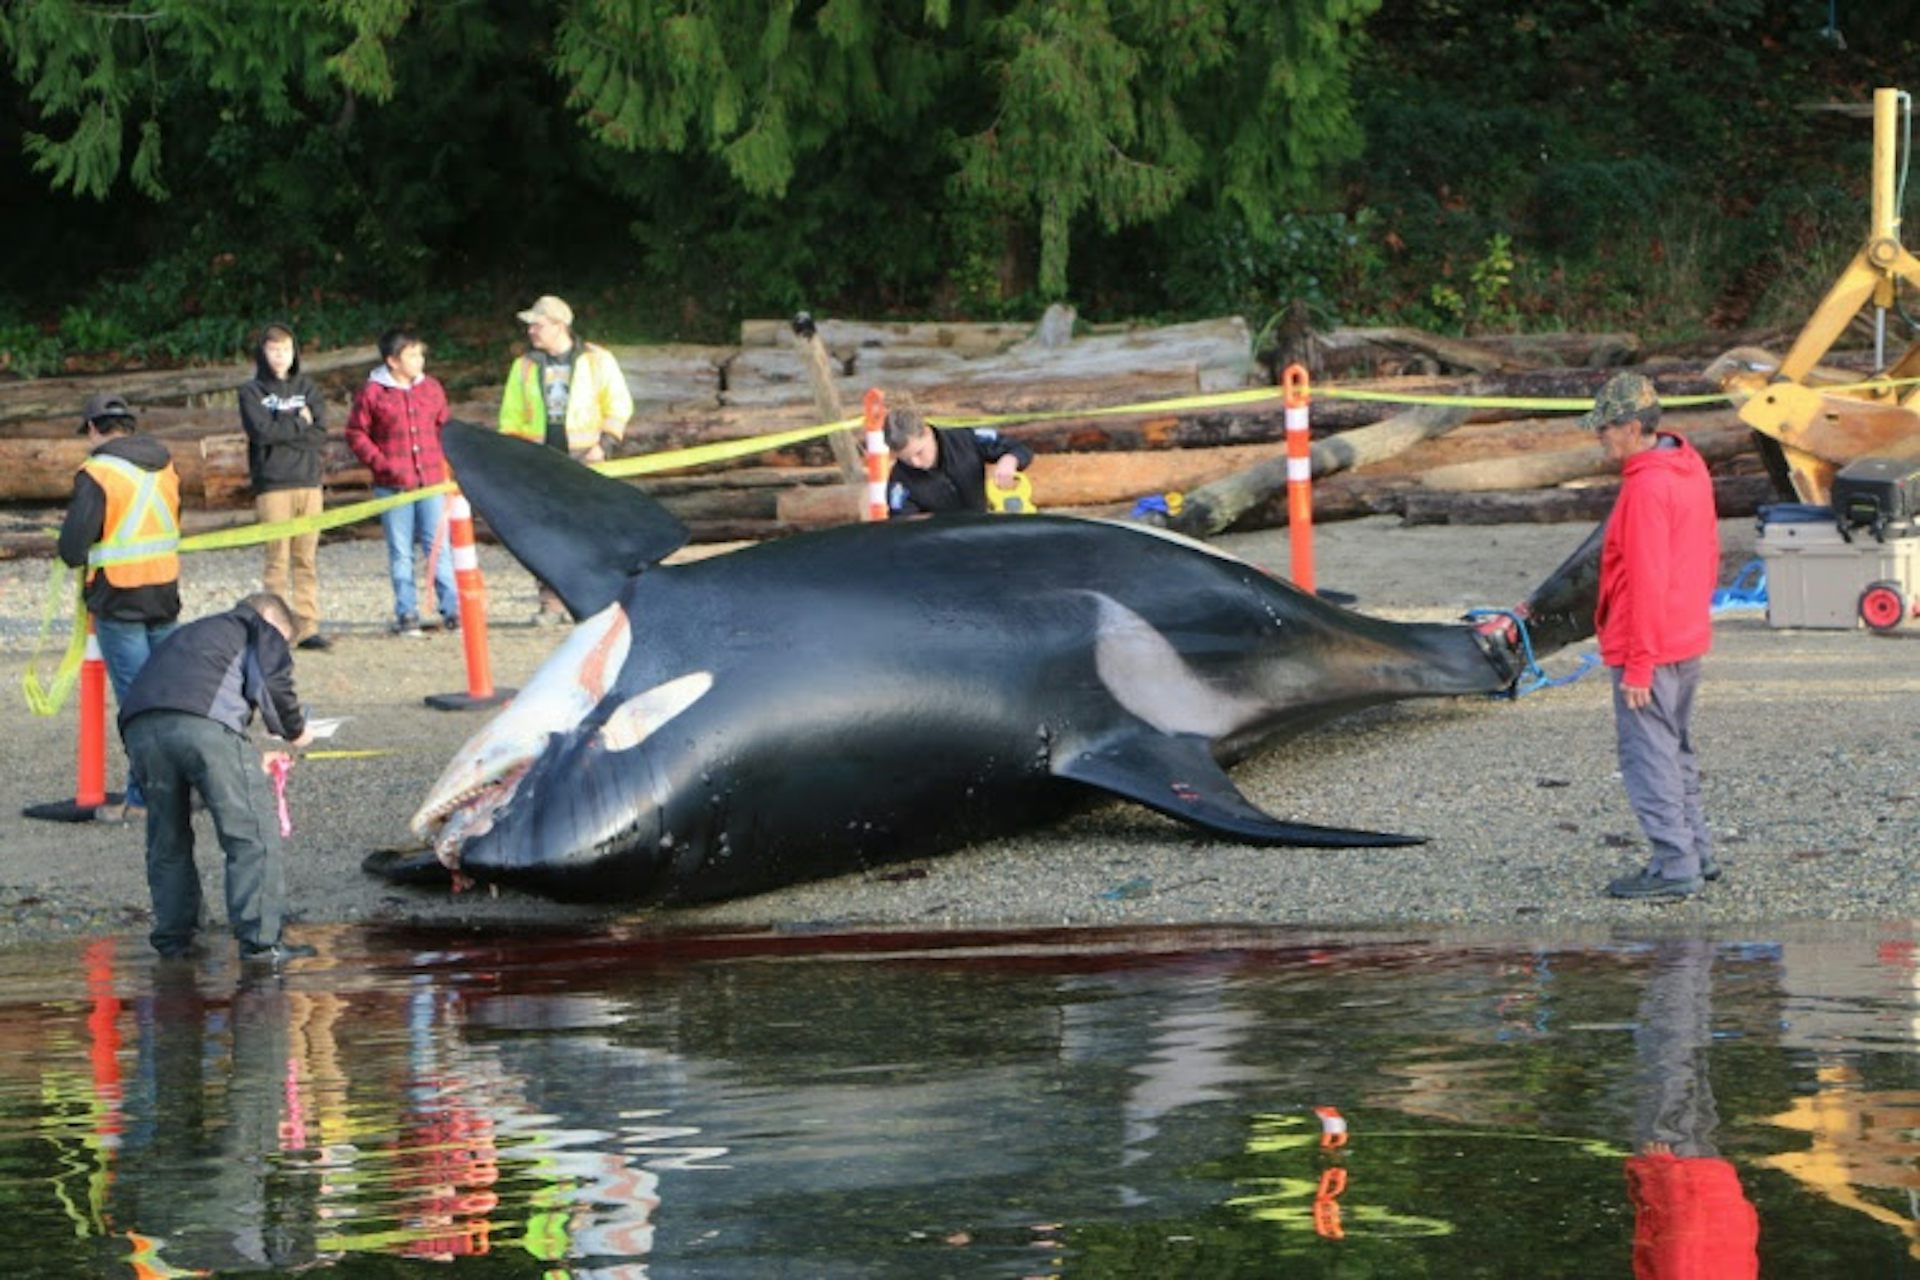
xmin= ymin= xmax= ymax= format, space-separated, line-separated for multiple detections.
xmin=1055 ymin=731 xmax=1425 ymax=848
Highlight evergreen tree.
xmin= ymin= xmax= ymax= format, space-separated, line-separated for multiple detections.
xmin=0 ymin=0 xmax=1377 ymax=335
xmin=551 ymin=0 xmax=1377 ymax=299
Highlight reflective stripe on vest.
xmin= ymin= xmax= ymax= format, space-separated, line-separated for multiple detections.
xmin=83 ymin=453 xmax=181 ymax=587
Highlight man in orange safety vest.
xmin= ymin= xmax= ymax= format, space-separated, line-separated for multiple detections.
xmin=58 ymin=392 xmax=183 ymax=824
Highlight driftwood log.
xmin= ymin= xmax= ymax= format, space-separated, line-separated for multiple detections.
xmin=1398 ymin=474 xmax=1777 ymax=525
xmin=0 ymin=317 xmax=1808 ymax=552
xmin=1413 ymin=411 xmax=1752 ymax=492
xmin=787 ymin=320 xmax=867 ymax=487
xmin=1160 ymin=403 xmax=1474 ymax=538
xmin=775 ymin=441 xmax=1298 ymax=526
xmin=737 ymin=317 xmax=1043 ymax=357
xmin=0 ymin=346 xmax=378 ymax=426
xmin=1307 ymin=328 xmax=1641 ymax=378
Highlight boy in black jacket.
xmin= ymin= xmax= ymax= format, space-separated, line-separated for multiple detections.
xmin=239 ymin=323 xmax=331 ymax=650
xmin=883 ymin=404 xmax=1033 ymax=518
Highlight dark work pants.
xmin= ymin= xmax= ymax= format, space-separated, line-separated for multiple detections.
xmin=123 ymin=711 xmax=285 ymax=956
xmin=1612 ymin=658 xmax=1711 ymax=880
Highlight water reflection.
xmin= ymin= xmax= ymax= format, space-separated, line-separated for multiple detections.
xmin=5 ymin=926 xmax=1920 ymax=1275
xmin=1626 ymin=937 xmax=1759 ymax=1277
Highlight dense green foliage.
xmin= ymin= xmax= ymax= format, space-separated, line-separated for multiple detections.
xmin=1 ymin=0 xmax=1917 ymax=371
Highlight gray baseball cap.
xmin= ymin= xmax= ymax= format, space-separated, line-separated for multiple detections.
xmin=78 ymin=393 xmax=136 ymax=433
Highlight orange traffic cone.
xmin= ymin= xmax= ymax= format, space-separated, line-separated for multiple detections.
xmin=863 ymin=388 xmax=889 ymax=522
xmin=23 ymin=616 xmax=124 ymax=822
xmin=425 ymin=490 xmax=515 ymax=711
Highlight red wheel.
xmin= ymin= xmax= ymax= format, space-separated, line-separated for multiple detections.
xmin=1858 ymin=580 xmax=1908 ymax=632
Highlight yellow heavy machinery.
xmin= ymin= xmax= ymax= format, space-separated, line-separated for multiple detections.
xmin=1714 ymin=87 xmax=1920 ymax=504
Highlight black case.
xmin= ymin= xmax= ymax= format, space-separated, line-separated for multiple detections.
xmin=1831 ymin=456 xmax=1920 ymax=538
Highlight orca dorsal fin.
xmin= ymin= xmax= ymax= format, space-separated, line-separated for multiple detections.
xmin=442 ymin=420 xmax=690 ymax=618
xmin=1055 ymin=730 xmax=1425 ymax=848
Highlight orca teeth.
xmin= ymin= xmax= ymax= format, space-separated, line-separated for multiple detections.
xmin=421 ymin=764 xmax=530 ymax=866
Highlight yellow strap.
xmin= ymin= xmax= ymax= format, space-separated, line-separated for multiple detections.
xmin=599 ymin=416 xmax=861 ymax=479
xmin=22 ymin=564 xmax=87 ymax=718
xmin=175 ymin=485 xmax=456 ymax=555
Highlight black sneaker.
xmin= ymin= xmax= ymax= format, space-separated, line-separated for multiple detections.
xmin=242 ymin=941 xmax=318 ymax=968
xmin=1606 ymin=870 xmax=1704 ymax=900
xmin=389 ymin=615 xmax=425 ymax=638
xmin=1700 ymin=854 xmax=1721 ymax=882
xmin=441 ymin=614 xmax=460 ymax=633
xmin=297 ymin=634 xmax=333 ymax=652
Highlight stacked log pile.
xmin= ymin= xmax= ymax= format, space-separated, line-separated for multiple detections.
xmin=0 ymin=311 xmax=1781 ymax=558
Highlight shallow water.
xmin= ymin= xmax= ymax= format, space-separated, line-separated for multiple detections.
xmin=2 ymin=923 xmax=1919 ymax=1277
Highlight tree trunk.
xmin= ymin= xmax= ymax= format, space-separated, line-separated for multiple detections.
xmin=0 ymin=346 xmax=378 ymax=425
xmin=787 ymin=323 xmax=874 ymax=488
xmin=1164 ymin=403 xmax=1473 ymax=537
xmin=1398 ymin=473 xmax=1777 ymax=525
xmin=1315 ymin=327 xmax=1520 ymax=375
xmin=1415 ymin=413 xmax=1754 ymax=492
xmin=1309 ymin=327 xmax=1643 ymax=376
xmin=737 ymin=317 xmax=1037 ymax=357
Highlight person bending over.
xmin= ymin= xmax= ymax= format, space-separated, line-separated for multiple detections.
xmin=883 ymin=404 xmax=1033 ymax=519
xmin=118 ymin=592 xmax=317 ymax=966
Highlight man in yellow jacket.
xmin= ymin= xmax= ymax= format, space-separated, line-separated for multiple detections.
xmin=499 ymin=294 xmax=634 ymax=624
xmin=58 ymin=393 xmax=183 ymax=822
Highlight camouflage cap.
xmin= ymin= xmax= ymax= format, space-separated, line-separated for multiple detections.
xmin=1577 ymin=371 xmax=1659 ymax=431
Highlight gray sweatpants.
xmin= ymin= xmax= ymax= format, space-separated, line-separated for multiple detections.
xmin=1612 ymin=658 xmax=1710 ymax=880
xmin=123 ymin=711 xmax=286 ymax=956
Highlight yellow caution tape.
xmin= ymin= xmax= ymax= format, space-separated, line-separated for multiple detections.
xmin=28 ymin=366 xmax=1920 ymax=717
xmin=21 ymin=564 xmax=86 ymax=718
xmin=598 ymin=416 xmax=861 ymax=479
xmin=175 ymin=485 xmax=455 ymax=555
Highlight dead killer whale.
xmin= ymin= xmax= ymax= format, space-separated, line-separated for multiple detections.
xmin=367 ymin=422 xmax=1599 ymax=904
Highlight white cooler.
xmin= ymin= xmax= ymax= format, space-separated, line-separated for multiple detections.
xmin=1758 ymin=509 xmax=1920 ymax=630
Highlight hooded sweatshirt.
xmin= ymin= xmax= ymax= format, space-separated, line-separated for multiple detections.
xmin=1594 ymin=434 xmax=1719 ymax=687
xmin=57 ymin=432 xmax=183 ymax=624
xmin=239 ymin=325 xmax=329 ymax=493
xmin=344 ymin=363 xmax=451 ymax=490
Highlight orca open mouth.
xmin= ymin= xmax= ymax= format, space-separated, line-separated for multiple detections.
xmin=407 ymin=602 xmax=635 ymax=863
xmin=418 ymin=761 xmax=531 ymax=868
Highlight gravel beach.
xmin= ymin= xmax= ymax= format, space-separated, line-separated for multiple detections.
xmin=1 ymin=513 xmax=1914 ymax=948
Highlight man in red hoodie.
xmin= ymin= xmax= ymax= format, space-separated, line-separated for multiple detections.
xmin=1585 ymin=373 xmax=1721 ymax=900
